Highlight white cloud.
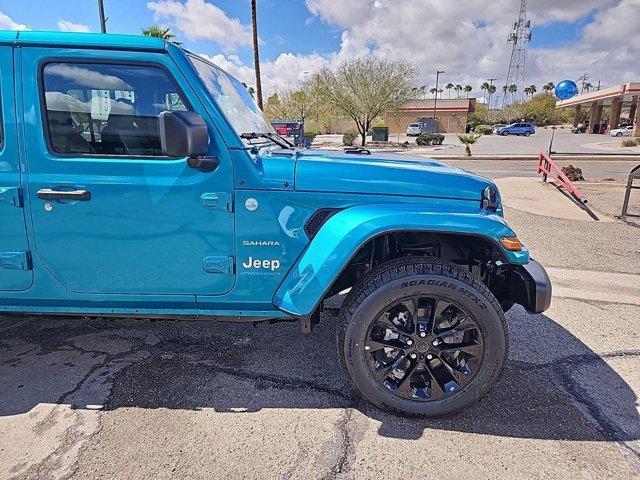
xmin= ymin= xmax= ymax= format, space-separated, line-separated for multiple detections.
xmin=191 ymin=0 xmax=639 ymax=100
xmin=147 ymin=0 xmax=253 ymax=51
xmin=0 ymin=10 xmax=29 ymax=30
xmin=57 ymin=20 xmax=91 ymax=33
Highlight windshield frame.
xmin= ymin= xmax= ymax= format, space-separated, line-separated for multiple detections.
xmin=186 ymin=53 xmax=275 ymax=144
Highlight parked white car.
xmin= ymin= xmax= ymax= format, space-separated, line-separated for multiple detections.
xmin=406 ymin=123 xmax=422 ymax=136
xmin=609 ymin=125 xmax=634 ymax=137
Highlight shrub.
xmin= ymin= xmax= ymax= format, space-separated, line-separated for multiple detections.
xmin=561 ymin=165 xmax=584 ymax=181
xmin=303 ymin=131 xmax=318 ymax=145
xmin=474 ymin=125 xmax=493 ymax=135
xmin=342 ymin=131 xmax=357 ymax=146
xmin=622 ymin=138 xmax=638 ymax=147
xmin=432 ymin=133 xmax=445 ymax=145
xmin=416 ymin=133 xmax=435 ymax=146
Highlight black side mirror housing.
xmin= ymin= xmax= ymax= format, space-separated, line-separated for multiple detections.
xmin=159 ymin=111 xmax=209 ymax=158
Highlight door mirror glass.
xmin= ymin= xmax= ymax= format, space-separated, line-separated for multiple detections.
xmin=159 ymin=111 xmax=209 ymax=158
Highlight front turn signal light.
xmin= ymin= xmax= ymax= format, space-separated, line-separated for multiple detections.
xmin=499 ymin=236 xmax=523 ymax=251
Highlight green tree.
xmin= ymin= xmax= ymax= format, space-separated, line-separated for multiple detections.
xmin=480 ymin=81 xmax=490 ymax=103
xmin=543 ymin=82 xmax=555 ymax=93
xmin=445 ymin=82 xmax=454 ymax=98
xmin=464 ymin=85 xmax=473 ymax=97
xmin=141 ymin=25 xmax=181 ymax=44
xmin=429 ymin=87 xmax=438 ymax=98
xmin=508 ymin=84 xmax=518 ymax=102
xmin=313 ymin=57 xmax=417 ymax=146
xmin=487 ymin=84 xmax=497 ymax=109
xmin=454 ymin=84 xmax=463 ymax=98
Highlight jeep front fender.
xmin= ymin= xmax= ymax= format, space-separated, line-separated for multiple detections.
xmin=273 ymin=203 xmax=529 ymax=316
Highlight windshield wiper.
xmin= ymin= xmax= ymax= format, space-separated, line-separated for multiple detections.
xmin=240 ymin=132 xmax=294 ymax=149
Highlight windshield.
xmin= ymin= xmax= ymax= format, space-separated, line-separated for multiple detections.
xmin=189 ymin=55 xmax=274 ymax=138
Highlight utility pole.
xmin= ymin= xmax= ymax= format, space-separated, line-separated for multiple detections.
xmin=577 ymin=73 xmax=589 ymax=94
xmin=97 ymin=0 xmax=107 ymax=33
xmin=250 ymin=0 xmax=263 ymax=110
xmin=433 ymin=70 xmax=444 ymax=133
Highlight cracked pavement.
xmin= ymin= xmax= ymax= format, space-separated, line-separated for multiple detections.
xmin=1 ymin=181 xmax=640 ymax=479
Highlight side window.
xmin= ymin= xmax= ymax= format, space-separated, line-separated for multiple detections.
xmin=42 ymin=62 xmax=189 ymax=157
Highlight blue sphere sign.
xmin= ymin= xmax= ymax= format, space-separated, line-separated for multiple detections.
xmin=555 ymin=80 xmax=579 ymax=100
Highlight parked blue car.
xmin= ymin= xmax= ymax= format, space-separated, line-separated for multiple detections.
xmin=0 ymin=31 xmax=551 ymax=417
xmin=497 ymin=122 xmax=536 ymax=136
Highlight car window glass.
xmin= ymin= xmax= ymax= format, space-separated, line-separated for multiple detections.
xmin=42 ymin=62 xmax=189 ymax=156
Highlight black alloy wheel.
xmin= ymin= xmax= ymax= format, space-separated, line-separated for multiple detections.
xmin=365 ymin=295 xmax=484 ymax=401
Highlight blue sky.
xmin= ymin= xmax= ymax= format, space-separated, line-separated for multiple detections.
xmin=0 ymin=0 xmax=594 ymax=62
xmin=0 ymin=0 xmax=636 ymax=95
xmin=0 ymin=0 xmax=344 ymax=66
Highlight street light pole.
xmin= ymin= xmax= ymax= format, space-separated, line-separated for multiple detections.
xmin=433 ymin=70 xmax=445 ymax=133
xmin=97 ymin=0 xmax=107 ymax=33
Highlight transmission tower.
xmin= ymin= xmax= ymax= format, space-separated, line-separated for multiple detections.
xmin=502 ymin=0 xmax=532 ymax=107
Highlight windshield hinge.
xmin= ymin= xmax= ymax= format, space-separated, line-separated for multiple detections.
xmin=201 ymin=193 xmax=233 ymax=212
xmin=0 ymin=186 xmax=23 ymax=208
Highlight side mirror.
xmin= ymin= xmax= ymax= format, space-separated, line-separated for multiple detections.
xmin=159 ymin=111 xmax=209 ymax=158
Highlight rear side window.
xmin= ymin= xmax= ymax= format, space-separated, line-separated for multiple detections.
xmin=42 ymin=62 xmax=189 ymax=157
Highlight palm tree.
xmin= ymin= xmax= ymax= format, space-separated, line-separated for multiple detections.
xmin=528 ymin=84 xmax=537 ymax=96
xmin=508 ymin=84 xmax=518 ymax=102
xmin=480 ymin=81 xmax=490 ymax=103
xmin=583 ymin=82 xmax=593 ymax=93
xmin=250 ymin=0 xmax=263 ymax=109
xmin=429 ymin=87 xmax=438 ymax=98
xmin=487 ymin=84 xmax=496 ymax=108
xmin=454 ymin=84 xmax=463 ymax=98
xmin=543 ymin=82 xmax=555 ymax=93
xmin=464 ymin=85 xmax=472 ymax=97
xmin=445 ymin=83 xmax=454 ymax=98
xmin=524 ymin=86 xmax=532 ymax=98
xmin=141 ymin=25 xmax=181 ymax=44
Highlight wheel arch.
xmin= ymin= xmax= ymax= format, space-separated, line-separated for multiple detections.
xmin=273 ymin=204 xmax=529 ymax=316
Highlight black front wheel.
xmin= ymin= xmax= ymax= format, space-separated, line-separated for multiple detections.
xmin=337 ymin=257 xmax=508 ymax=417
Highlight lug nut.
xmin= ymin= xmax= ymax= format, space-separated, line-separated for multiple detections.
xmin=406 ymin=340 xmax=413 ymax=346
xmin=419 ymin=332 xmax=426 ymax=338
xmin=432 ymin=340 xmax=439 ymax=346
xmin=426 ymin=354 xmax=433 ymax=360
xmin=364 ymin=345 xmax=371 ymax=351
xmin=409 ymin=353 xmax=417 ymax=359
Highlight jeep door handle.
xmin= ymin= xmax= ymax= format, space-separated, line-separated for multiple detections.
xmin=37 ymin=188 xmax=92 ymax=201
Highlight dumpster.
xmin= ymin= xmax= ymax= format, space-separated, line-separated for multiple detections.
xmin=372 ymin=126 xmax=389 ymax=141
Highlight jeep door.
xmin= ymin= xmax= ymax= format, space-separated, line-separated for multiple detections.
xmin=21 ymin=47 xmax=235 ymax=296
xmin=0 ymin=45 xmax=33 ymax=291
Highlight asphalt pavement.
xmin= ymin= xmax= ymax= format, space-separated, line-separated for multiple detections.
xmin=1 ymin=161 xmax=639 ymax=479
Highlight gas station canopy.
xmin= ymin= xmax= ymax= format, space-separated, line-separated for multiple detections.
xmin=556 ymin=82 xmax=640 ymax=135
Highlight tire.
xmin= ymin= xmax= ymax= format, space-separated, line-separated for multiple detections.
xmin=501 ymin=131 xmax=509 ymax=136
xmin=524 ymin=131 xmax=531 ymax=137
xmin=615 ymin=132 xmax=623 ymax=137
xmin=337 ymin=257 xmax=508 ymax=417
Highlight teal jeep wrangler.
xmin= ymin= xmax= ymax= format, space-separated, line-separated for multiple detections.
xmin=0 ymin=31 xmax=551 ymax=417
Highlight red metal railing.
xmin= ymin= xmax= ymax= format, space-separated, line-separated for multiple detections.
xmin=537 ymin=152 xmax=587 ymax=203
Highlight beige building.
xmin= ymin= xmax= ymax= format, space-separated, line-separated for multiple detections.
xmin=385 ymin=98 xmax=476 ymax=134
xmin=328 ymin=98 xmax=477 ymax=135
xmin=556 ymin=82 xmax=639 ymax=136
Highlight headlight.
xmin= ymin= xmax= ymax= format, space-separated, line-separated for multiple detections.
xmin=482 ymin=186 xmax=498 ymax=211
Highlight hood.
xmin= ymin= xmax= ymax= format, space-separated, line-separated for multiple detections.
xmin=294 ymin=150 xmax=494 ymax=200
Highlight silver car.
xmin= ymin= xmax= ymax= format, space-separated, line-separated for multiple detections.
xmin=609 ymin=125 xmax=634 ymax=137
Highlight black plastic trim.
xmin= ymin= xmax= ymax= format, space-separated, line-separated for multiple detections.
xmin=304 ymin=208 xmax=342 ymax=239
xmin=507 ymin=259 xmax=552 ymax=314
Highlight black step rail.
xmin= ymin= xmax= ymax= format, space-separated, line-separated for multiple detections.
xmin=621 ymin=164 xmax=640 ymax=221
